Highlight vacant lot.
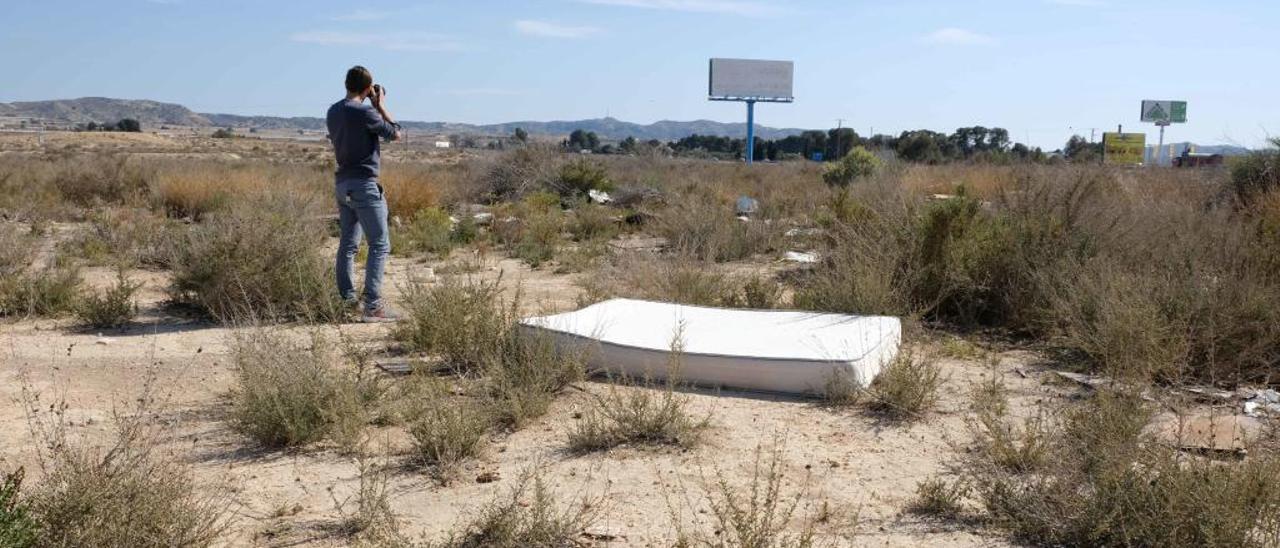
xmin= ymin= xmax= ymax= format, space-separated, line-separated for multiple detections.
xmin=1 ymin=133 xmax=1277 ymax=547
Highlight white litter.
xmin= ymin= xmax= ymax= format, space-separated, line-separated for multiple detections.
xmin=472 ymin=212 xmax=494 ymax=225
xmin=95 ymin=335 xmax=113 ymax=346
xmin=784 ymin=251 xmax=819 ymax=264
xmin=520 ymin=299 xmax=901 ymax=395
xmin=785 ymin=228 xmax=824 ymax=238
xmin=587 ymin=189 xmax=613 ymax=204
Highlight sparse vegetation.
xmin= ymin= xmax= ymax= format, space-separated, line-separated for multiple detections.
xmin=405 ymin=386 xmax=490 ymax=478
xmin=908 ymin=477 xmax=969 ymax=519
xmin=0 ymin=468 xmax=38 ymax=548
xmin=568 ymin=375 xmax=707 ymax=454
xmin=394 ymin=275 xmax=514 ymax=374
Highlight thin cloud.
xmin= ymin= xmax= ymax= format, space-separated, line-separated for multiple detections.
xmin=577 ymin=0 xmax=785 ymax=17
xmin=289 ymin=31 xmax=465 ymax=52
xmin=331 ymin=9 xmax=391 ymax=22
xmin=514 ymin=20 xmax=603 ymax=39
xmin=922 ymin=28 xmax=998 ymax=46
xmin=441 ymin=88 xmax=524 ymax=97
xmin=1046 ymin=0 xmax=1107 ymax=6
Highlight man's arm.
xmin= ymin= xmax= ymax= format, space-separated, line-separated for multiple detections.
xmin=368 ymin=87 xmax=401 ymax=141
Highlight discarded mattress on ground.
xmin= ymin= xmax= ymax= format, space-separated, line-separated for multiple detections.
xmin=519 ymin=298 xmax=901 ymax=395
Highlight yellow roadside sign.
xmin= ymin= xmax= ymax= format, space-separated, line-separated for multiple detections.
xmin=1103 ymin=132 xmax=1146 ymax=165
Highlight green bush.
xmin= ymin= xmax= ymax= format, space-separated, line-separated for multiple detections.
xmin=554 ymin=159 xmax=613 ymax=198
xmin=75 ymin=273 xmax=142 ymax=329
xmin=0 ymin=468 xmax=38 ymax=548
xmin=0 ymin=268 xmax=83 ymax=319
xmin=169 ymin=196 xmax=340 ymax=322
xmin=392 ymin=206 xmax=455 ymax=258
xmin=1229 ymin=138 xmax=1280 ymax=205
xmin=822 ymin=147 xmax=881 ymax=187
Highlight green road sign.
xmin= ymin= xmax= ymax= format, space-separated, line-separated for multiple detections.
xmin=1141 ymin=100 xmax=1188 ymax=124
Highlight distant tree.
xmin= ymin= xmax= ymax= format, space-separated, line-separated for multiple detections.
xmin=619 ymin=136 xmax=638 ymax=154
xmin=212 ymin=127 xmax=235 ymax=139
xmin=514 ymin=127 xmax=528 ymax=143
xmin=565 ymin=129 xmax=600 ymax=152
xmin=85 ymin=121 xmax=98 ymax=131
xmin=895 ymin=130 xmax=948 ymax=164
xmin=1064 ymin=135 xmax=1102 ymax=162
xmin=826 ymin=128 xmax=860 ymax=161
xmin=115 ymin=118 xmax=141 ymax=132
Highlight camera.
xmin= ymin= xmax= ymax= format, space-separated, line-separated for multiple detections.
xmin=372 ymin=84 xmax=387 ymax=97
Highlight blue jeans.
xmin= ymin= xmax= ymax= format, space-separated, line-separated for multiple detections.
xmin=335 ymin=178 xmax=390 ymax=312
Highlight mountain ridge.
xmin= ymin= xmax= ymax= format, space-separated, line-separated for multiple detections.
xmin=2 ymin=97 xmax=809 ymax=141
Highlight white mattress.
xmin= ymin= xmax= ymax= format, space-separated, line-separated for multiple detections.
xmin=519 ymin=299 xmax=901 ymax=395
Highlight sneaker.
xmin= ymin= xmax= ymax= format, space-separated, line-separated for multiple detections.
xmin=361 ymin=306 xmax=401 ymax=323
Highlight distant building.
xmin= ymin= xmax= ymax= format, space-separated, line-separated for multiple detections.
xmin=434 ymin=141 xmax=451 ymax=149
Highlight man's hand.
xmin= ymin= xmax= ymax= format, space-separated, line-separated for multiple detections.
xmin=369 ymin=85 xmax=385 ymax=108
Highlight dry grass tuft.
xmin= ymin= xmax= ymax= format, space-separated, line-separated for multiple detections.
xmin=438 ymin=473 xmax=601 ymax=548
xmin=865 ymin=349 xmax=942 ymax=421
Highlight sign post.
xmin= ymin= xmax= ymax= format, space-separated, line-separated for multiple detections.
xmin=1140 ymin=100 xmax=1187 ymax=166
xmin=708 ymin=58 xmax=795 ymax=165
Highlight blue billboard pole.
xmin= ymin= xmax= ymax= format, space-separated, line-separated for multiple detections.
xmin=746 ymin=100 xmax=756 ymax=164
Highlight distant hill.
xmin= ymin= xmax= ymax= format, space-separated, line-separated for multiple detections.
xmin=1 ymin=97 xmax=210 ymax=127
xmin=2 ymin=97 xmax=807 ymax=141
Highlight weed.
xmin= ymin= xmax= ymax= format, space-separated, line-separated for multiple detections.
xmin=392 ymin=207 xmax=455 ymax=258
xmin=438 ymin=474 xmax=600 ymax=548
xmin=332 ymin=456 xmax=401 ymax=542
xmin=554 ymin=159 xmax=613 ymax=198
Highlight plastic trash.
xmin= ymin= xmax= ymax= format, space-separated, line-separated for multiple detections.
xmin=735 ymin=196 xmax=759 ymax=216
xmin=784 ymin=251 xmax=819 ymax=263
xmin=588 ymin=189 xmax=613 ymax=204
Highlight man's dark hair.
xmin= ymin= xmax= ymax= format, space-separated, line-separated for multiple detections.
xmin=345 ymin=66 xmax=373 ymax=94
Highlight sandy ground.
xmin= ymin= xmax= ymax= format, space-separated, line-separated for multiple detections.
xmin=0 ymin=242 xmax=1044 ymax=547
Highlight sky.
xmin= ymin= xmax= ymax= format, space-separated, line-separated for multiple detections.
xmin=2 ymin=0 xmax=1278 ymax=149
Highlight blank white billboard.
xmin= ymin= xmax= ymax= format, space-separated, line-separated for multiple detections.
xmin=709 ymin=58 xmax=794 ymax=101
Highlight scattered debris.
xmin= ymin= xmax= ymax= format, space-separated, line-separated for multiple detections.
xmin=582 ymin=526 xmax=626 ymax=541
xmin=1180 ymin=386 xmax=1236 ymax=404
xmin=472 ymin=212 xmax=494 ymax=226
xmin=1155 ymin=414 xmax=1254 ymax=458
xmin=475 ymin=471 xmax=501 ymax=484
xmin=95 ymin=334 xmax=113 ymax=346
xmin=785 ymin=227 xmax=824 ymax=238
xmin=610 ymin=187 xmax=665 ymax=209
xmin=1052 ymin=370 xmax=1111 ymax=389
xmin=783 ymin=251 xmax=819 ymax=264
xmin=735 ymin=196 xmax=759 ymax=217
xmin=1244 ymin=389 xmax=1280 ymax=417
xmin=587 ymin=189 xmax=612 ymax=204
xmin=608 ymin=236 xmax=667 ymax=253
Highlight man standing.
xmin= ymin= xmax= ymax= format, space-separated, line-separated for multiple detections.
xmin=327 ymin=66 xmax=401 ymax=322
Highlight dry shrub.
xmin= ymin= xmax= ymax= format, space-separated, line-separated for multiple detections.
xmin=152 ymin=164 xmax=266 ymax=220
xmin=439 ymin=473 xmax=600 ymax=548
xmin=394 ymin=276 xmax=514 ymax=374
xmin=566 ymin=202 xmax=619 ymax=243
xmin=966 ymin=370 xmax=1050 ymax=473
xmin=578 ymin=255 xmax=783 ymax=309
xmin=332 ymin=456 xmax=401 ymax=542
xmin=169 ymin=194 xmax=340 ymax=322
xmin=477 ymin=145 xmax=561 ymax=202
xmin=907 ymin=477 xmax=969 ymax=519
xmin=379 ymin=164 xmax=444 ymax=217
xmin=965 ymin=390 xmax=1280 ymax=547
xmin=567 ymin=343 xmax=707 ymax=454
xmin=75 ymin=272 xmax=142 ymax=329
xmin=396 ymin=276 xmax=586 ymax=430
xmin=670 ymin=442 xmax=829 ymax=548
xmin=865 ymin=349 xmax=942 ymax=421
xmin=229 ymin=328 xmax=383 ymax=449
xmin=59 ymin=207 xmax=178 ymax=268
xmin=404 ymin=380 xmax=490 ymax=478
xmin=22 ymin=381 xmax=230 ymax=547
xmin=48 ymin=154 xmax=153 ymax=208
xmin=655 ymin=193 xmax=784 ymax=262
xmin=0 ymin=226 xmax=36 ymax=278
